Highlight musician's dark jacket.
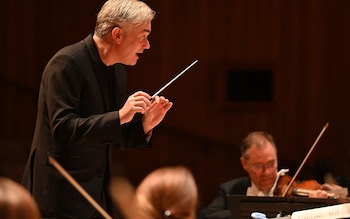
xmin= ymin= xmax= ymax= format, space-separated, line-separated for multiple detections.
xmin=21 ymin=34 xmax=151 ymax=218
xmin=198 ymin=177 xmax=251 ymax=219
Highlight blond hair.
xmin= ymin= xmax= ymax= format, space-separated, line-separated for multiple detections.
xmin=112 ymin=166 xmax=198 ymax=219
xmin=134 ymin=166 xmax=198 ymax=219
xmin=0 ymin=177 xmax=41 ymax=219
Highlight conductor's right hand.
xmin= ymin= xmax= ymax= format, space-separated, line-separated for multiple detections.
xmin=119 ymin=91 xmax=151 ymax=125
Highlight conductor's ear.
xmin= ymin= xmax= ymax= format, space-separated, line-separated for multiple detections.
xmin=112 ymin=27 xmax=123 ymax=43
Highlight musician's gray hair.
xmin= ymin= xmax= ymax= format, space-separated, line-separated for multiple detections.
xmin=240 ymin=131 xmax=277 ymax=159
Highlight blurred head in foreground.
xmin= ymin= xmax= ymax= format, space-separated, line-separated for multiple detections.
xmin=111 ymin=166 xmax=198 ymax=219
xmin=0 ymin=177 xmax=41 ymax=219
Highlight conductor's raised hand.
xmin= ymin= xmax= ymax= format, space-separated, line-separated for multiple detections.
xmin=119 ymin=91 xmax=151 ymax=124
xmin=142 ymin=96 xmax=173 ymax=134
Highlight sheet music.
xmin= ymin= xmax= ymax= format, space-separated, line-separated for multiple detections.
xmin=269 ymin=216 xmax=291 ymax=219
xmin=291 ymin=203 xmax=350 ymax=219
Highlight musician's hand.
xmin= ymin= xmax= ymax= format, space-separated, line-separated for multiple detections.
xmin=321 ymin=183 xmax=348 ymax=198
xmin=308 ymin=189 xmax=329 ymax=198
xmin=119 ymin=91 xmax=151 ymax=124
xmin=142 ymin=96 xmax=173 ymax=134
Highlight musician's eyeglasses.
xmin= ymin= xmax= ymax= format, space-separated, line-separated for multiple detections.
xmin=250 ymin=160 xmax=277 ymax=172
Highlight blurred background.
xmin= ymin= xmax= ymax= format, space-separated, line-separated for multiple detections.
xmin=1 ymin=0 xmax=350 ymax=210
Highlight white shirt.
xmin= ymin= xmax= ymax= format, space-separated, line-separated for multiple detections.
xmin=246 ymin=169 xmax=290 ymax=197
xmin=246 ymin=183 xmax=274 ymax=197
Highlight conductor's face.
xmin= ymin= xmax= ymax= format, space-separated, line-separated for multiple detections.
xmin=117 ymin=21 xmax=151 ymax=66
xmin=240 ymin=142 xmax=278 ymax=192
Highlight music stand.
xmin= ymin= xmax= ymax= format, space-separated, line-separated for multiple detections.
xmin=227 ymin=195 xmax=340 ymax=219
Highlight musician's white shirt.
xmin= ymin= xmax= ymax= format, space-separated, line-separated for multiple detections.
xmin=246 ymin=183 xmax=274 ymax=197
xmin=246 ymin=169 xmax=289 ymax=197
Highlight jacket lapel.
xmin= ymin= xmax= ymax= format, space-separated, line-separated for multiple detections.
xmin=93 ymin=63 xmax=111 ymax=111
xmin=84 ymin=34 xmax=111 ymax=112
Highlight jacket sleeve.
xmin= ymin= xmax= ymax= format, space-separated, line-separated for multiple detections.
xmin=118 ymin=115 xmax=152 ymax=150
xmin=44 ymin=52 xmax=123 ymax=145
xmin=198 ymin=177 xmax=250 ymax=219
xmin=198 ymin=187 xmax=232 ymax=219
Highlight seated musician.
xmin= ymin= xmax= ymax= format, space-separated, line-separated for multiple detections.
xmin=197 ymin=131 xmax=348 ymax=219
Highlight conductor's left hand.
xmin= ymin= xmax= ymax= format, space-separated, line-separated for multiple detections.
xmin=142 ymin=96 xmax=173 ymax=134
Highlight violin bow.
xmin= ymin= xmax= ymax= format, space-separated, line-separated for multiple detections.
xmin=281 ymin=122 xmax=329 ymax=197
xmin=47 ymin=155 xmax=113 ymax=219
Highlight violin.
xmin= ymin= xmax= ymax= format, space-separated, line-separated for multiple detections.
xmin=274 ymin=174 xmax=325 ymax=197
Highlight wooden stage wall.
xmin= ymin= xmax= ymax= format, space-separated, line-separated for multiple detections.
xmin=1 ymin=0 xmax=350 ymax=208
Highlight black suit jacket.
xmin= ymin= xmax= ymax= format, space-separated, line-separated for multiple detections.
xmin=198 ymin=177 xmax=251 ymax=219
xmin=22 ymin=34 xmax=151 ymax=218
